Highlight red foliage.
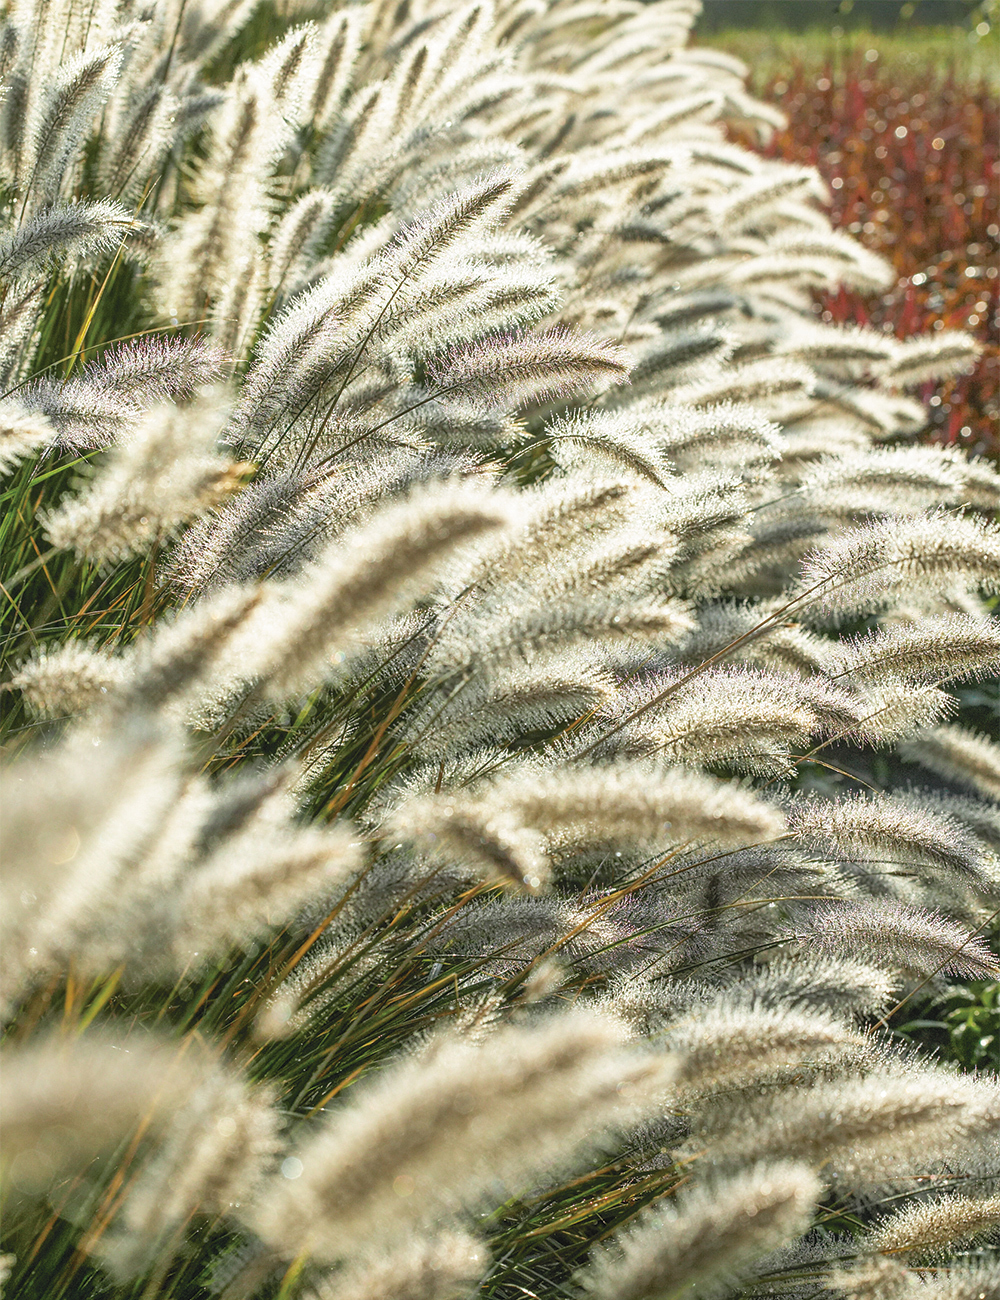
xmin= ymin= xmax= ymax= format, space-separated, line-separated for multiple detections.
xmin=740 ymin=54 xmax=999 ymax=461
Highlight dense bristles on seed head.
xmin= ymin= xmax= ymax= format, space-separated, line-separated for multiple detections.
xmin=386 ymin=169 xmax=519 ymax=278
xmin=461 ymin=763 xmax=786 ymax=854
xmin=577 ymin=1163 xmax=821 ymax=1300
xmin=385 ymin=792 xmax=549 ymax=893
xmin=250 ymin=1011 xmax=666 ymax=1260
xmin=800 ymin=513 xmax=1000 ymax=620
xmin=870 ymin=1192 xmax=1000 ymax=1262
xmin=25 ymin=42 xmax=126 ymax=207
xmin=0 ymin=1032 xmax=213 ymax=1198
xmin=12 ymin=640 xmax=126 ymax=718
xmin=878 ymin=331 xmax=983 ymax=389
xmin=427 ymin=325 xmax=631 ymax=409
xmin=403 ymin=648 xmax=616 ymax=758
xmin=697 ymin=1067 xmax=1000 ymax=1182
xmin=0 ymin=199 xmax=144 ymax=282
xmin=831 ymin=614 xmax=1000 ymax=686
xmin=668 ymin=1000 xmax=865 ymax=1094
xmin=900 ymin=723 xmax=1000 ymax=801
xmin=798 ymin=899 xmax=1000 ymax=980
xmin=96 ymin=1071 xmax=283 ymax=1280
xmin=41 ymin=392 xmax=240 ymax=562
xmin=171 ymin=822 xmax=362 ymax=969
xmin=241 ymin=481 xmax=515 ymax=699
xmin=787 ymin=791 xmax=992 ymax=885
xmin=608 ymin=665 xmax=835 ymax=776
xmin=0 ymin=405 xmax=54 ymax=474
xmin=306 ymin=1231 xmax=490 ymax=1300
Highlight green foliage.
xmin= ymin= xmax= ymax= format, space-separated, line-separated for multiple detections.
xmin=899 ymin=921 xmax=1000 ymax=1070
xmin=704 ymin=21 xmax=1000 ymax=87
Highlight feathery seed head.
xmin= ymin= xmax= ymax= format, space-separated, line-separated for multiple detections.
xmin=871 ymin=1192 xmax=1000 ymax=1262
xmin=668 ymin=1002 xmax=865 ymax=1094
xmin=700 ymin=1069 xmax=1000 ymax=1182
xmin=385 ymin=792 xmax=549 ymax=893
xmin=800 ymin=514 xmax=1000 ymax=621
xmin=247 ymin=481 xmax=516 ymax=699
xmin=306 ymin=1232 xmax=490 ymax=1300
xmin=0 ymin=1032 xmax=211 ymax=1199
xmin=12 ymin=641 xmax=125 ymax=719
xmin=97 ymin=1071 xmax=282 ymax=1280
xmin=900 ymin=724 xmax=1000 ymax=801
xmin=832 ymin=615 xmax=1000 ymax=687
xmin=787 ymin=792 xmax=990 ymax=886
xmin=483 ymin=764 xmax=786 ymax=853
xmin=172 ymin=823 xmax=362 ymax=970
xmin=577 ymin=1163 xmax=821 ymax=1300
xmin=0 ymin=199 xmax=145 ymax=283
xmin=0 ymin=405 xmax=53 ymax=474
xmin=42 ymin=391 xmax=240 ymax=562
xmin=250 ymin=1011 xmax=648 ymax=1259
xmin=879 ymin=331 xmax=982 ymax=389
xmin=799 ymin=899 xmax=1000 ymax=980
xmin=428 ymin=326 xmax=631 ymax=409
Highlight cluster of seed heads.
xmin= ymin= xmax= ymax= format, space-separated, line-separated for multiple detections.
xmin=1 ymin=1 xmax=999 ymax=1298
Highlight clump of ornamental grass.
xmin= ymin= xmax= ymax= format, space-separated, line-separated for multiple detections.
xmin=1 ymin=2 xmax=998 ymax=1299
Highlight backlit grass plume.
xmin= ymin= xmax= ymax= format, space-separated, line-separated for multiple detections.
xmin=1 ymin=0 xmax=998 ymax=1297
